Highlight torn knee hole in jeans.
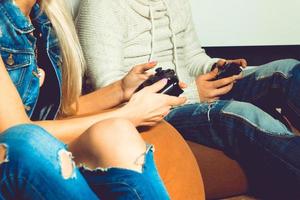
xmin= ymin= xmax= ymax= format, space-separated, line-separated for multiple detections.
xmin=80 ymin=144 xmax=154 ymax=174
xmin=79 ymin=154 xmax=146 ymax=173
xmin=58 ymin=149 xmax=76 ymax=179
xmin=0 ymin=144 xmax=8 ymax=164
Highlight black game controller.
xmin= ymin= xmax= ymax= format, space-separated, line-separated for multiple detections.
xmin=135 ymin=67 xmax=184 ymax=96
xmin=214 ymin=62 xmax=242 ymax=80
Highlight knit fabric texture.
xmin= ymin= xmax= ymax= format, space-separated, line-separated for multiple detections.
xmin=76 ymin=0 xmax=220 ymax=103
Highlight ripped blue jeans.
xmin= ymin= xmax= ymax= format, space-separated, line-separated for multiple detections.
xmin=0 ymin=124 xmax=169 ymax=200
xmin=165 ymin=59 xmax=300 ymax=199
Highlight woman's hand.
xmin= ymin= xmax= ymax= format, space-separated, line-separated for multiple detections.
xmin=196 ymin=58 xmax=247 ymax=103
xmin=121 ymin=62 xmax=157 ymax=101
xmin=119 ymin=79 xmax=187 ymax=126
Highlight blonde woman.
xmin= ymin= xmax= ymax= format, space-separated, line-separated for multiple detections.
xmin=0 ymin=0 xmax=187 ymax=199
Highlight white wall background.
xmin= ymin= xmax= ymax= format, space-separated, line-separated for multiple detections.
xmin=189 ymin=0 xmax=300 ymax=47
xmin=67 ymin=0 xmax=300 ymax=47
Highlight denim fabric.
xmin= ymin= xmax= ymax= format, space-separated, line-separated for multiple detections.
xmin=80 ymin=145 xmax=170 ymax=200
xmin=165 ymin=59 xmax=300 ymax=199
xmin=0 ymin=1 xmax=62 ymax=119
xmin=223 ymin=59 xmax=300 ymax=130
xmin=0 ymin=124 xmax=99 ymax=200
xmin=0 ymin=124 xmax=170 ymax=200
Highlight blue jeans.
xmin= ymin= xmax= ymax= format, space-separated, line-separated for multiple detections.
xmin=165 ymin=59 xmax=300 ymax=199
xmin=0 ymin=124 xmax=169 ymax=200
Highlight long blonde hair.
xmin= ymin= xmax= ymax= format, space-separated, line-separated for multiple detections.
xmin=41 ymin=0 xmax=85 ymax=116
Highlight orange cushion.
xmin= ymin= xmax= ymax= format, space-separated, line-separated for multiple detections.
xmin=140 ymin=121 xmax=205 ymax=200
xmin=187 ymin=141 xmax=248 ymax=199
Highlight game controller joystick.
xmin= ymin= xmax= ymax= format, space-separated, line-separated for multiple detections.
xmin=215 ymin=62 xmax=243 ymax=80
xmin=135 ymin=67 xmax=184 ymax=96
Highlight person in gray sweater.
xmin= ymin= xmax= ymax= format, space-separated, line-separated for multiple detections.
xmin=76 ymin=0 xmax=300 ymax=198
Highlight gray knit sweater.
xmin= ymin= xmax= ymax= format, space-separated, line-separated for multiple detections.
xmin=76 ymin=0 xmax=220 ymax=103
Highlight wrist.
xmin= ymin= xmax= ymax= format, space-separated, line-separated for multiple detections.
xmin=114 ymin=80 xmax=127 ymax=103
xmin=117 ymin=105 xmax=140 ymax=127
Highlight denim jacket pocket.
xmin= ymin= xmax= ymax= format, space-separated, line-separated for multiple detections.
xmin=0 ymin=48 xmax=33 ymax=87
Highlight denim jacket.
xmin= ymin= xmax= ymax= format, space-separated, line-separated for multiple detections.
xmin=0 ymin=1 xmax=62 ymax=120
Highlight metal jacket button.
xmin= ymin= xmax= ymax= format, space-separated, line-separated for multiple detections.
xmin=32 ymin=68 xmax=45 ymax=87
xmin=57 ymin=60 xmax=62 ymax=68
xmin=24 ymin=105 xmax=31 ymax=111
xmin=6 ymin=54 xmax=14 ymax=66
xmin=32 ymin=70 xmax=40 ymax=78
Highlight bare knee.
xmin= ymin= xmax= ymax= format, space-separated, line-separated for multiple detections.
xmin=88 ymin=118 xmax=146 ymax=159
xmin=84 ymin=118 xmax=144 ymax=147
xmin=73 ymin=118 xmax=147 ymax=172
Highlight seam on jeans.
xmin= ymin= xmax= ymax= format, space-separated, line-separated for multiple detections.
xmin=190 ymin=102 xmax=209 ymax=115
xmin=250 ymin=86 xmax=286 ymax=103
xmin=287 ymin=100 xmax=300 ymax=117
xmin=22 ymin=73 xmax=35 ymax=101
xmin=250 ymin=72 xmax=289 ymax=102
xmin=219 ymin=113 xmax=300 ymax=174
xmin=93 ymin=182 xmax=143 ymax=200
xmin=0 ymin=175 xmax=5 ymax=183
xmin=220 ymin=111 xmax=293 ymax=137
xmin=0 ymin=176 xmax=46 ymax=200
xmin=255 ymin=71 xmax=290 ymax=81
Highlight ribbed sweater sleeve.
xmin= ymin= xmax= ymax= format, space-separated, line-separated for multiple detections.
xmin=182 ymin=0 xmax=219 ymax=76
xmin=76 ymin=0 xmax=126 ymax=88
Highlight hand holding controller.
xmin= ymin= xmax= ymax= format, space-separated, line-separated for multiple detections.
xmin=214 ymin=62 xmax=243 ymax=80
xmin=134 ymin=67 xmax=184 ymax=96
